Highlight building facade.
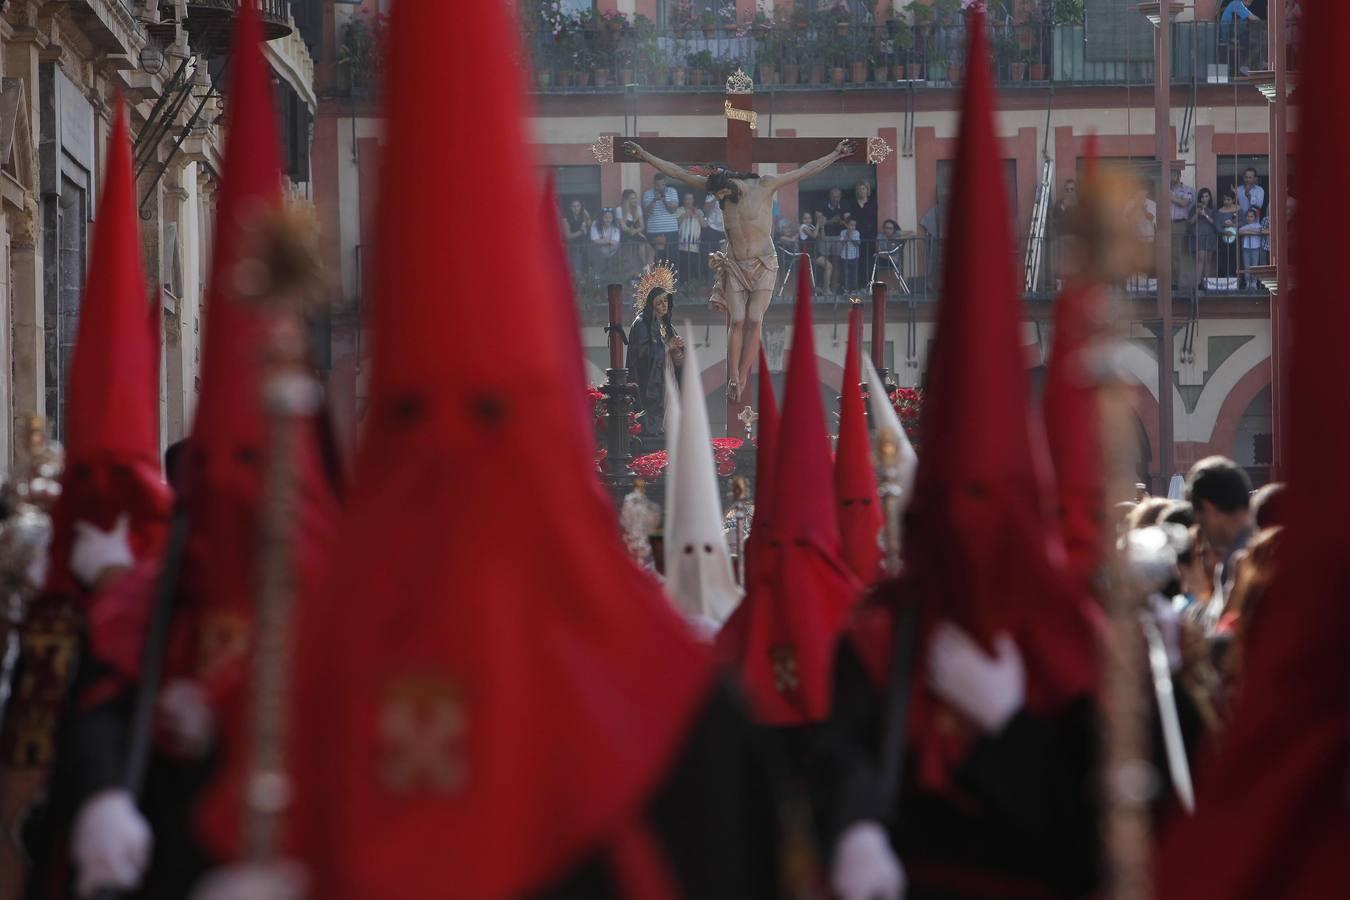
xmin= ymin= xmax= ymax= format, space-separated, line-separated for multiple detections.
xmin=316 ymin=0 xmax=1293 ymax=489
xmin=0 ymin=0 xmax=318 ymax=472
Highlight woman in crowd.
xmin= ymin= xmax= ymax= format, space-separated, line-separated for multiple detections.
xmin=626 ymin=263 xmax=685 ymax=437
xmin=617 ymin=188 xmax=650 ymax=271
xmin=1237 ymin=206 xmax=1266 ymax=289
xmin=589 ymin=208 xmax=621 ymax=270
xmin=800 ymin=211 xmax=832 ymax=295
xmin=1215 ymin=190 xmax=1242 ymax=280
xmin=676 ymin=192 xmax=706 ymax=283
xmin=1191 ymin=188 xmax=1218 ymax=289
xmin=561 ymin=198 xmax=592 ymax=275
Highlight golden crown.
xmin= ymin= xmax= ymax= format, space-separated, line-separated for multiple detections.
xmin=726 ymin=68 xmax=754 ymax=95
xmin=633 ymin=261 xmax=678 ymax=314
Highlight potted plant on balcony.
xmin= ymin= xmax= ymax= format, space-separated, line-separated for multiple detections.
xmin=927 ymin=44 xmax=949 ymax=83
xmin=757 ymin=35 xmax=781 ymax=85
xmin=893 ymin=23 xmax=921 ymax=79
xmin=701 ymin=10 xmax=718 ymax=40
xmin=791 ymin=7 xmax=810 ymax=32
xmin=719 ymin=3 xmax=739 ymax=37
xmin=688 ymin=49 xmax=716 ymax=86
xmin=933 ymin=0 xmax=962 ymax=28
xmin=599 ymin=9 xmax=629 ymax=35
xmin=671 ymin=0 xmax=695 ymax=38
xmin=868 ymin=28 xmax=892 ymax=83
xmin=993 ymin=29 xmax=1021 ymax=82
xmin=905 ymin=0 xmax=935 ymax=33
xmin=826 ymin=1 xmax=851 ymax=37
xmin=631 ymin=15 xmax=662 ymax=85
xmin=1026 ymin=30 xmax=1048 ymax=81
xmin=753 ymin=9 xmax=772 ymax=37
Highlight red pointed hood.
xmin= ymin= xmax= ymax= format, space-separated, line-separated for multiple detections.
xmin=286 ymin=1 xmax=712 ymax=896
xmin=866 ymin=7 xmax=1100 ymax=787
xmin=835 ymin=303 xmax=883 ymax=583
xmin=47 ymin=93 xmax=170 ymax=599
xmin=718 ymin=264 xmax=861 ymax=725
xmin=189 ymin=4 xmax=340 ymax=861
xmin=1156 ymin=3 xmax=1350 ymax=893
xmin=1042 ymin=280 xmax=1109 ymax=591
xmin=743 ymin=344 xmax=779 ymax=586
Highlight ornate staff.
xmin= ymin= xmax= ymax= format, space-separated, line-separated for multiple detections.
xmin=234 ymin=202 xmax=327 ymax=862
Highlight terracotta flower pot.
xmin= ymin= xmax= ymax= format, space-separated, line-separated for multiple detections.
xmin=575 ymin=70 xmax=592 ymax=87
xmin=1029 ymin=62 xmax=1047 ymax=81
xmin=809 ymin=64 xmax=825 ymax=84
xmin=672 ymin=66 xmax=688 ymax=86
xmin=593 ymin=69 xmax=609 ymax=86
xmin=947 ymin=63 xmax=961 ymax=84
xmin=1009 ymin=62 xmax=1026 ymax=81
xmin=831 ymin=66 xmax=847 ymax=85
xmin=723 ymin=23 xmax=738 ymax=36
xmin=759 ymin=65 xmax=778 ymax=85
xmin=557 ymin=70 xmax=572 ymax=87
xmin=619 ymin=67 xmax=634 ymax=84
xmin=782 ymin=63 xmax=800 ymax=84
xmin=691 ymin=68 xmax=707 ymax=86
xmin=850 ymin=61 xmax=868 ymax=83
xmin=835 ymin=22 xmax=849 ymax=37
xmin=906 ymin=62 xmax=924 ymax=80
xmin=703 ymin=27 xmax=717 ymax=39
xmin=874 ymin=65 xmax=891 ymax=83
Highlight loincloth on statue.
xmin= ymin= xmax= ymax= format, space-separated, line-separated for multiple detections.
xmin=707 ymin=251 xmax=777 ymax=323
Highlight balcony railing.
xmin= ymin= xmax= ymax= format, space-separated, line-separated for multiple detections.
xmin=557 ymin=225 xmax=1268 ymax=311
xmin=525 ymin=20 xmax=1287 ymax=92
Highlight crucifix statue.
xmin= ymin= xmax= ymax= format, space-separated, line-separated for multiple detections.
xmin=593 ymin=69 xmax=892 ymax=425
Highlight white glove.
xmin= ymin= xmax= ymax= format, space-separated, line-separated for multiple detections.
xmin=1148 ymin=594 xmax=1184 ymax=672
xmin=831 ymin=821 xmax=906 ymax=900
xmin=926 ymin=622 xmax=1025 ymax=735
xmin=189 ymin=861 xmax=309 ymax=900
xmin=71 ymin=789 xmax=152 ymax=898
xmin=158 ymin=679 xmax=217 ymax=759
xmin=69 ymin=514 xmax=134 ymax=588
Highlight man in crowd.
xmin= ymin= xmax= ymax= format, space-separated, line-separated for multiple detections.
xmin=1170 ymin=168 xmax=1195 ymax=288
xmin=820 ymin=186 xmax=848 ymax=293
xmin=1185 ymin=456 xmax=1254 ymax=602
xmin=847 ymin=181 xmax=879 ymax=287
xmin=1235 ymin=166 xmax=1265 ymax=220
xmin=643 ymin=171 xmax=680 ymax=265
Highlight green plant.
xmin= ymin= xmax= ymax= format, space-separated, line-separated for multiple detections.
xmin=1052 ymin=0 xmax=1086 ymax=26
xmin=756 ymin=35 xmax=782 ymax=66
xmin=991 ymin=29 xmax=1020 ymax=63
xmin=892 ymin=23 xmax=915 ymax=55
xmin=932 ymin=0 xmax=962 ymax=26
xmin=687 ymin=49 xmax=717 ymax=72
xmin=904 ymin=1 xmax=934 ymax=27
xmin=700 ymin=9 xmax=717 ymax=29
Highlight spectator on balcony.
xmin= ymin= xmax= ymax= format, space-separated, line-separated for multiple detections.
xmin=775 ymin=217 xmax=799 ymax=271
xmin=876 ymin=219 xmax=916 ymax=289
xmin=561 ymin=198 xmax=592 ymax=275
xmin=618 ymin=188 xmax=650 ymax=270
xmin=1216 ymin=190 xmax=1242 ymax=280
xmin=1169 ymin=169 xmax=1195 ymax=289
xmin=643 ymin=172 xmax=680 ymax=265
xmin=701 ymin=193 xmax=726 ymax=268
xmin=676 ymin=191 xmax=706 ymax=283
xmin=1238 ymin=207 xmax=1265 ymax=288
xmin=590 ymin=208 xmax=622 ymax=265
xmin=846 ymin=182 xmax=879 ymax=286
xmin=1220 ymin=0 xmax=1261 ymax=75
xmin=840 ymin=215 xmax=862 ymax=292
xmin=820 ymin=186 xmax=848 ymax=293
xmin=1192 ymin=188 xmax=1219 ymax=289
xmin=801 ymin=210 xmax=833 ymax=296
xmin=1235 ymin=167 xmax=1265 ymax=219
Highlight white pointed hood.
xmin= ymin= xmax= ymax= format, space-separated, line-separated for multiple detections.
xmin=665 ymin=332 xmax=742 ymax=625
xmin=1167 ymin=473 xmax=1186 ymax=501
xmin=661 ymin=355 xmax=681 ymax=567
xmin=864 ymin=354 xmax=918 ymax=510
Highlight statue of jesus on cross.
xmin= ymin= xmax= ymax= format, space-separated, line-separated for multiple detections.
xmin=624 ymin=138 xmax=855 ymax=400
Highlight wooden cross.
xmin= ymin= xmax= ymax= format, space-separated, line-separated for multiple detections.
xmin=592 ymin=69 xmax=892 ymax=434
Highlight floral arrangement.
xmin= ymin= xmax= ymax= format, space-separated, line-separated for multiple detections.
xmin=588 ymin=387 xmax=641 ymax=471
xmin=889 ymin=386 xmax=924 ymax=445
xmin=630 ymin=437 xmax=745 ymax=481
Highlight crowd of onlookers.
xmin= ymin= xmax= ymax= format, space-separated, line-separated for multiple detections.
xmin=1118 ymin=456 xmax=1283 ymax=724
xmin=561 ymin=173 xmax=925 ymax=299
xmin=1052 ymin=165 xmax=1287 ymax=293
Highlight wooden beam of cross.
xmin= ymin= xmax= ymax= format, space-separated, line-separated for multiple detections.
xmin=591 ymin=70 xmax=893 ymax=436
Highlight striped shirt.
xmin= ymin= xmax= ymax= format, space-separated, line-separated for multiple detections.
xmin=643 ymin=186 xmax=679 ymax=234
